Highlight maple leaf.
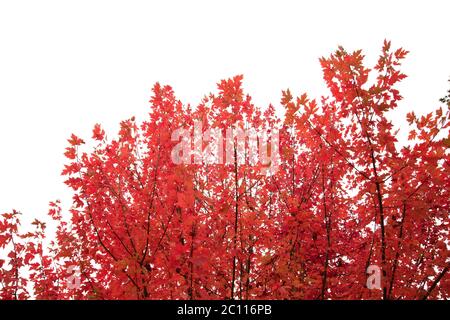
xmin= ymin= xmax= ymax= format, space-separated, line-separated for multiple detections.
xmin=67 ymin=134 xmax=85 ymax=146
xmin=92 ymin=123 xmax=105 ymax=141
xmin=406 ymin=112 xmax=416 ymax=124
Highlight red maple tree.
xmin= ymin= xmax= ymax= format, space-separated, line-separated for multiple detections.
xmin=1 ymin=41 xmax=449 ymax=299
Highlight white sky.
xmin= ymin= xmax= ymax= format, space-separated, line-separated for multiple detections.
xmin=0 ymin=0 xmax=449 ymax=226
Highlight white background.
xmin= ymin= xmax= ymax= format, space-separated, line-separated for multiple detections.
xmin=0 ymin=0 xmax=449 ymax=226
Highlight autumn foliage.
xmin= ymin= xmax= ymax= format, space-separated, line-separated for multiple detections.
xmin=1 ymin=42 xmax=449 ymax=300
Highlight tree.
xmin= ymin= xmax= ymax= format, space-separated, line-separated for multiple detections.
xmin=1 ymin=42 xmax=448 ymax=299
